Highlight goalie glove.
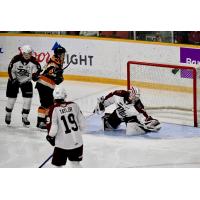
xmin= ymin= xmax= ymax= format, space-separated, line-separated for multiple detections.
xmin=144 ymin=116 xmax=161 ymax=132
xmin=145 ymin=116 xmax=160 ymax=125
xmin=93 ymin=96 xmax=105 ymax=114
xmin=46 ymin=135 xmax=55 ymax=146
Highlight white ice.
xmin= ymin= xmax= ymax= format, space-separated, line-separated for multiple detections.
xmin=0 ymin=77 xmax=200 ymax=168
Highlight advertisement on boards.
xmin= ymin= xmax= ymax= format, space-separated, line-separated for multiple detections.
xmin=180 ymin=47 xmax=200 ymax=78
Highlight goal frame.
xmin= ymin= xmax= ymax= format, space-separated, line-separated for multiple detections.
xmin=127 ymin=61 xmax=198 ymax=127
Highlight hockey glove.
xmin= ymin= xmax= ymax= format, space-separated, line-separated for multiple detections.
xmin=54 ymin=68 xmax=63 ymax=76
xmin=144 ymin=116 xmax=161 ymax=131
xmin=46 ymin=135 xmax=55 ymax=146
xmin=55 ymin=77 xmax=64 ymax=85
xmin=93 ymin=96 xmax=105 ymax=114
xmin=32 ymin=72 xmax=40 ymax=81
xmin=145 ymin=116 xmax=160 ymax=126
xmin=145 ymin=116 xmax=154 ymax=122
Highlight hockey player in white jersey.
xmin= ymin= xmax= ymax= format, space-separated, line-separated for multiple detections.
xmin=94 ymin=86 xmax=161 ymax=136
xmin=5 ymin=45 xmax=41 ymax=127
xmin=46 ymin=85 xmax=85 ymax=168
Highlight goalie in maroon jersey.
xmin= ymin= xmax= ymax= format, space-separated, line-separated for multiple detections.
xmin=94 ymin=87 xmax=161 ymax=135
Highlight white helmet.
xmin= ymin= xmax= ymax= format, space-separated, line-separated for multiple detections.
xmin=129 ymin=86 xmax=140 ymax=101
xmin=21 ymin=45 xmax=33 ymax=54
xmin=53 ymin=85 xmax=67 ymax=100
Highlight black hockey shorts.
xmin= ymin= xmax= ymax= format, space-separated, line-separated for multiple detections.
xmin=6 ymin=79 xmax=33 ymax=98
xmin=35 ymin=82 xmax=54 ymax=108
xmin=52 ymin=145 xmax=83 ymax=166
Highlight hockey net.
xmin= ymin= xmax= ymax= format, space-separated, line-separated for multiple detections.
xmin=127 ymin=61 xmax=200 ymax=127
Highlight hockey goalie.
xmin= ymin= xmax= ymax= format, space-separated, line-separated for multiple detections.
xmin=93 ymin=86 xmax=161 ymax=136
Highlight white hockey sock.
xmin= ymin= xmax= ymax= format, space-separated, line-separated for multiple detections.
xmin=23 ymin=97 xmax=32 ymax=110
xmin=6 ymin=98 xmax=17 ymax=115
xmin=70 ymin=161 xmax=82 ymax=168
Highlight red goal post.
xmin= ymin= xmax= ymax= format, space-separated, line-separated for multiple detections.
xmin=127 ymin=61 xmax=198 ymax=127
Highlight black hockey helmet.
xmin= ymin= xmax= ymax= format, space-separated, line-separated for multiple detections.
xmin=54 ymin=46 xmax=66 ymax=57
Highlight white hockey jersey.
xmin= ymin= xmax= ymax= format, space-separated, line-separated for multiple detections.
xmin=8 ymin=54 xmax=41 ymax=84
xmin=48 ymin=101 xmax=85 ymax=150
xmin=103 ymin=90 xmax=149 ymax=119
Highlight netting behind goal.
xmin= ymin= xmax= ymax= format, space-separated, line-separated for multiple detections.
xmin=127 ymin=61 xmax=200 ymax=127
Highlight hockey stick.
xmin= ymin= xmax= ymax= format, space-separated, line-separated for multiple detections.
xmin=62 ymin=60 xmax=72 ymax=71
xmin=38 ymin=154 xmax=53 ymax=168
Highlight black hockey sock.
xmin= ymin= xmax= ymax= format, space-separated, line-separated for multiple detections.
xmin=5 ymin=107 xmax=12 ymax=114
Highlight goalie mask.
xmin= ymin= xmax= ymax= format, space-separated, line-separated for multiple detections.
xmin=128 ymin=86 xmax=140 ymax=102
xmin=21 ymin=45 xmax=33 ymax=60
xmin=53 ymin=85 xmax=67 ymax=100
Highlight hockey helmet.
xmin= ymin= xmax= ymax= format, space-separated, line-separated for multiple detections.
xmin=53 ymin=85 xmax=67 ymax=100
xmin=54 ymin=46 xmax=66 ymax=57
xmin=21 ymin=45 xmax=33 ymax=59
xmin=21 ymin=45 xmax=33 ymax=54
xmin=128 ymin=86 xmax=140 ymax=101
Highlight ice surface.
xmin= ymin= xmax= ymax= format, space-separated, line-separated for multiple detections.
xmin=0 ymin=78 xmax=200 ymax=168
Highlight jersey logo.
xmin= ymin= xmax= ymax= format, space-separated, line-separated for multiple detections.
xmin=17 ymin=67 xmax=30 ymax=77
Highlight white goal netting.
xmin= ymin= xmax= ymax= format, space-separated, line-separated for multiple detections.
xmin=127 ymin=61 xmax=200 ymax=127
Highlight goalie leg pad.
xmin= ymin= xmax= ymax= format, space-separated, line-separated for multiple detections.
xmin=102 ymin=113 xmax=113 ymax=130
xmin=102 ymin=111 xmax=122 ymax=130
xmin=107 ymin=110 xmax=122 ymax=129
xmin=126 ymin=122 xmax=147 ymax=136
xmin=126 ymin=119 xmax=161 ymax=135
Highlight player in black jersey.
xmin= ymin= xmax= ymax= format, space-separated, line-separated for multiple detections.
xmin=5 ymin=45 xmax=41 ymax=127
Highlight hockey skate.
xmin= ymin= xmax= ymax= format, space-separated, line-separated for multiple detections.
xmin=5 ymin=114 xmax=11 ymax=125
xmin=22 ymin=117 xmax=30 ymax=127
xmin=37 ymin=122 xmax=47 ymax=130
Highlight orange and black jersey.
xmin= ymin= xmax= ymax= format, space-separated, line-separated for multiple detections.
xmin=37 ymin=55 xmax=64 ymax=89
